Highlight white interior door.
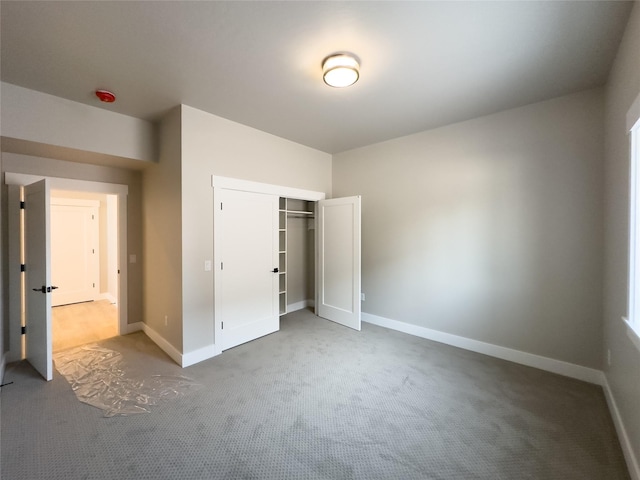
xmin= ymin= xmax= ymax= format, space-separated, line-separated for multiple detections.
xmin=316 ymin=196 xmax=361 ymax=330
xmin=24 ymin=179 xmax=53 ymax=381
xmin=217 ymin=188 xmax=279 ymax=350
xmin=51 ymin=200 xmax=99 ymax=306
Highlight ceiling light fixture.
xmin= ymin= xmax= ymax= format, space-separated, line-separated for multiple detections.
xmin=95 ymin=89 xmax=116 ymax=103
xmin=322 ymin=53 xmax=359 ymax=88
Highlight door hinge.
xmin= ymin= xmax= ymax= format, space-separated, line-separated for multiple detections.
xmin=92 ymin=214 xmax=95 ymax=220
xmin=220 ymin=202 xmax=223 ymax=210
xmin=20 ymin=264 xmax=25 ymax=272
xmin=21 ymin=326 xmax=26 ymax=335
xmin=20 ymin=201 xmax=25 ymax=210
xmin=221 ymin=262 xmax=224 ymax=270
xmin=221 ymin=321 xmax=224 ymax=330
xmin=93 ymin=283 xmax=95 ymax=288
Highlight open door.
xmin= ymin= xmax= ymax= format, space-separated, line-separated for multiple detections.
xmin=316 ymin=196 xmax=361 ymax=330
xmin=24 ymin=179 xmax=53 ymax=381
xmin=216 ymin=188 xmax=280 ymax=350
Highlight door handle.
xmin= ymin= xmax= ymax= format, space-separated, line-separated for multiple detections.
xmin=32 ymin=286 xmax=59 ymax=293
xmin=272 ymin=268 xmax=279 ymax=273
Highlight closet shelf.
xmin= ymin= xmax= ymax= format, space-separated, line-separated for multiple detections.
xmin=286 ymin=210 xmax=313 ymax=216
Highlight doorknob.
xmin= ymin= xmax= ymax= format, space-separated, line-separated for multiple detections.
xmin=272 ymin=268 xmax=279 ymax=273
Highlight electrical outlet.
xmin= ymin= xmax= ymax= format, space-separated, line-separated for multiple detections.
xmin=607 ymin=349 xmax=611 ymax=366
xmin=164 ymin=315 xmax=168 ymax=327
xmin=361 ymin=293 xmax=365 ymax=301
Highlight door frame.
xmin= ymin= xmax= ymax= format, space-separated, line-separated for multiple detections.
xmin=212 ymin=176 xmax=325 ymax=354
xmin=5 ymin=172 xmax=128 ymax=362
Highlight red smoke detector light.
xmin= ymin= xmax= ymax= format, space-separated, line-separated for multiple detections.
xmin=95 ymin=89 xmax=116 ymax=103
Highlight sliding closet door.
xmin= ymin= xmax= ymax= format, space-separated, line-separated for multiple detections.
xmin=216 ymin=188 xmax=280 ymax=350
xmin=316 ymin=196 xmax=361 ymax=330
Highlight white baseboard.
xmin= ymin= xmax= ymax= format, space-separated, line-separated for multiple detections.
xmin=182 ymin=344 xmax=218 ymax=368
xmin=602 ymin=376 xmax=640 ymax=480
xmin=361 ymin=312 xmax=603 ymax=385
xmin=287 ymin=299 xmax=315 ymax=313
xmin=139 ymin=323 xmax=182 ymax=366
xmin=98 ymin=292 xmax=117 ymax=304
xmin=136 ymin=322 xmax=218 ymax=368
xmin=124 ymin=321 xmax=143 ymax=334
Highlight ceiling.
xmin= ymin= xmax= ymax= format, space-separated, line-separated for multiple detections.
xmin=0 ymin=1 xmax=634 ymax=154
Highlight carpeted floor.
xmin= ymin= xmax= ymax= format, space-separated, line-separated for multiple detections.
xmin=0 ymin=309 xmax=630 ymax=479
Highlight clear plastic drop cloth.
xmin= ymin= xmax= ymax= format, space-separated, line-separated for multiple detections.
xmin=53 ymin=344 xmax=201 ymax=417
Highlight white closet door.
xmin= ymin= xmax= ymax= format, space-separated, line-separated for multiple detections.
xmin=24 ymin=179 xmax=53 ymax=381
xmin=217 ymin=188 xmax=279 ymax=350
xmin=51 ymin=202 xmax=99 ymax=306
xmin=316 ymin=196 xmax=361 ymax=330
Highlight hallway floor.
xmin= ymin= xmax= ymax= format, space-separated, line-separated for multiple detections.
xmin=52 ymin=299 xmax=118 ymax=352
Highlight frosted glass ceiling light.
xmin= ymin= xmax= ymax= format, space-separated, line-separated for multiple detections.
xmin=322 ymin=53 xmax=359 ymax=88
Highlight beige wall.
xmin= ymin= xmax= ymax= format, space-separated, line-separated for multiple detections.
xmin=334 ymin=88 xmax=604 ymax=369
xmin=603 ymin=1 xmax=640 ymax=470
xmin=142 ymin=107 xmax=183 ymax=350
xmin=1 ymin=152 xmax=144 ymax=328
xmin=286 ymin=216 xmax=314 ymax=307
xmin=1 ymin=83 xmax=156 ymax=164
xmin=179 ymin=105 xmax=332 ymax=354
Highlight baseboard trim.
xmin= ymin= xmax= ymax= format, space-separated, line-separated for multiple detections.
xmin=182 ymin=344 xmax=218 ymax=368
xmin=139 ymin=323 xmax=182 ymax=366
xmin=361 ymin=312 xmax=603 ymax=385
xmin=124 ymin=321 xmax=143 ymax=334
xmin=287 ymin=299 xmax=315 ymax=313
xmin=602 ymin=376 xmax=640 ymax=480
xmin=98 ymin=293 xmax=117 ymax=304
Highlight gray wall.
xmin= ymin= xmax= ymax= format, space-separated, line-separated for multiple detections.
xmin=603 ymin=1 xmax=640 ymax=468
xmin=178 ymin=105 xmax=332 ymax=355
xmin=142 ymin=107 xmax=183 ymax=350
xmin=286 ymin=216 xmax=314 ymax=307
xmin=333 ymin=88 xmax=604 ymax=369
xmin=1 ymin=82 xmax=156 ymax=164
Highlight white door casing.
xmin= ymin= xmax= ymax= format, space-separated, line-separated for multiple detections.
xmin=5 ymin=172 xmax=129 ymax=365
xmin=316 ymin=196 xmax=362 ymax=330
xmin=24 ymin=179 xmax=53 ymax=381
xmin=216 ymin=188 xmax=280 ymax=350
xmin=50 ymin=199 xmax=99 ymax=306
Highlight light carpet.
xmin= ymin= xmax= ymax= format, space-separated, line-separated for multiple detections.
xmin=0 ymin=309 xmax=630 ymax=479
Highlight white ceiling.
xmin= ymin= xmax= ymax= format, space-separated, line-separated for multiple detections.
xmin=0 ymin=1 xmax=634 ymax=154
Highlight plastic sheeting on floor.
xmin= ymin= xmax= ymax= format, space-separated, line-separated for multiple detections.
xmin=53 ymin=344 xmax=201 ymax=417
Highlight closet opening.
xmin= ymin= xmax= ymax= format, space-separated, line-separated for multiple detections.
xmin=213 ymin=175 xmax=361 ymax=354
xmin=278 ymin=197 xmax=316 ymax=316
